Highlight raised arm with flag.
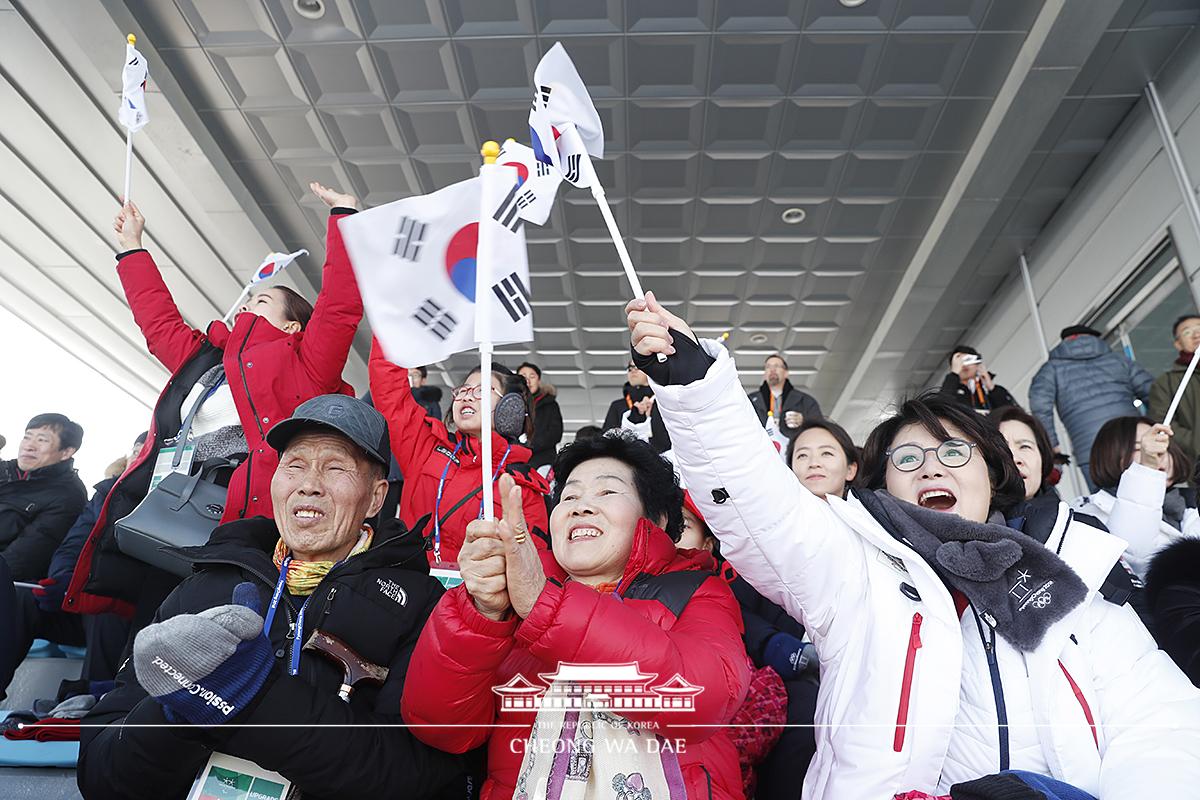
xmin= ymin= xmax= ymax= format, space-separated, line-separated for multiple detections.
xmin=118 ymin=33 xmax=149 ymax=202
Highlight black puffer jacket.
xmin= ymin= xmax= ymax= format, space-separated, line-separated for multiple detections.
xmin=1145 ymin=538 xmax=1200 ymax=686
xmin=78 ymin=516 xmax=468 ymax=800
xmin=0 ymin=458 xmax=86 ymax=581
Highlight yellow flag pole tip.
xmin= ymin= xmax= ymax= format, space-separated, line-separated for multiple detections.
xmin=481 ymin=140 xmax=500 ymax=164
xmin=127 ymin=33 xmax=137 ymax=45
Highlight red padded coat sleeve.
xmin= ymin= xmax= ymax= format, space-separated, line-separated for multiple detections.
xmin=117 ymin=250 xmax=204 ymax=372
xmin=401 ymin=586 xmax=518 ymax=752
xmin=298 ymin=212 xmax=364 ymax=390
xmin=515 ymin=578 xmax=750 ymax=740
xmin=369 ymin=339 xmax=441 ymax=481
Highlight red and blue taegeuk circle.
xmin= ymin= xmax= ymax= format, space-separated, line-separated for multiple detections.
xmin=445 ymin=223 xmax=478 ymax=301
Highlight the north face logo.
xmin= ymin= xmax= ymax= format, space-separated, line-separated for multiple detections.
xmin=377 ymin=578 xmax=407 ymax=606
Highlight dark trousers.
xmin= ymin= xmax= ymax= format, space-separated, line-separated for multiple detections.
xmin=755 ymin=678 xmax=819 ymax=800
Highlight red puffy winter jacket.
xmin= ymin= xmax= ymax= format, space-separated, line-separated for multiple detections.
xmin=368 ymin=343 xmax=549 ymax=564
xmin=64 ymin=212 xmax=360 ymax=616
xmin=402 ymin=519 xmax=751 ymax=800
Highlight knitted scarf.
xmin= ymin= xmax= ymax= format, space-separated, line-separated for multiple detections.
xmin=272 ymin=525 xmax=374 ymax=596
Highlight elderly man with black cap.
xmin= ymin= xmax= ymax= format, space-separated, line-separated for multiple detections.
xmin=78 ymin=395 xmax=467 ymax=800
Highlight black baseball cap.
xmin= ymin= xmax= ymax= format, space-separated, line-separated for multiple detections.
xmin=266 ymin=394 xmax=390 ymax=467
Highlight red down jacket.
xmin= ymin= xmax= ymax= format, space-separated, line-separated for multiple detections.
xmin=368 ymin=344 xmax=549 ymax=564
xmin=402 ymin=519 xmax=751 ymax=800
xmin=63 ymin=212 xmax=360 ymax=616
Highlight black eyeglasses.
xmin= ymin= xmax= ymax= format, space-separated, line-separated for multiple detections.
xmin=885 ymin=440 xmax=977 ymax=472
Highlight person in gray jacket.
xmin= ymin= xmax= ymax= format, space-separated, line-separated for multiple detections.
xmin=1029 ymin=325 xmax=1154 ymax=491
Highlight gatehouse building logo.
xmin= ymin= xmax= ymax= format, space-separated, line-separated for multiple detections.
xmin=493 ymin=662 xmax=703 ymax=713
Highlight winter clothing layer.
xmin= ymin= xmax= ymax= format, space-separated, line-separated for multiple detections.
xmin=1030 ymin=335 xmax=1152 ymax=464
xmin=0 ymin=458 xmax=86 ymax=582
xmin=938 ymin=373 xmax=1017 ymax=414
xmin=1145 ymin=537 xmax=1200 ymax=685
xmin=412 ymin=385 xmax=443 ymax=420
xmin=602 ymin=384 xmax=672 ymax=454
xmin=652 ymin=339 xmax=1200 ymax=800
xmin=1071 ymin=461 xmax=1200 ymax=580
xmin=402 ymin=518 xmax=752 ymax=800
xmin=77 ymin=517 xmax=466 ymax=800
xmin=527 ymin=386 xmax=563 ymax=469
xmin=64 ymin=211 xmax=360 ymax=618
xmin=748 ymin=379 xmax=823 ymax=439
xmin=368 ymin=343 xmax=550 ymax=564
xmin=1150 ymin=360 xmax=1200 ymax=464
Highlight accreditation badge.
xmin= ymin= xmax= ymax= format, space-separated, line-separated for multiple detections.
xmin=186 ymin=752 xmax=297 ymax=800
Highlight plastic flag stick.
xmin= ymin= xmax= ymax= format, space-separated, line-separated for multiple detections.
xmin=1164 ymin=346 xmax=1200 ymax=427
xmin=477 ymin=141 xmax=501 ymax=521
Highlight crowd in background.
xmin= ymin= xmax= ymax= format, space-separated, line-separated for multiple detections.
xmin=1 ymin=188 xmax=1200 ymax=800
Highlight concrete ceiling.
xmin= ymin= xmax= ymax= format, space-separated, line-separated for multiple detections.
xmin=5 ymin=0 xmax=1199 ymax=437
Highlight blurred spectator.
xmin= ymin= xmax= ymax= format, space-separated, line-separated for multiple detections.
xmin=1146 ymin=537 xmax=1200 ymax=685
xmin=78 ymin=396 xmax=466 ymax=799
xmin=749 ymin=354 xmax=822 ymax=444
xmin=408 ymin=365 xmax=443 ymax=419
xmin=1030 ymin=325 xmax=1153 ymax=491
xmin=990 ymin=406 xmax=1059 ymax=506
xmin=602 ymin=361 xmax=672 ymax=453
xmin=1150 ymin=314 xmax=1200 ymax=464
xmin=786 ymin=419 xmax=859 ymax=499
xmin=572 ymin=424 xmax=601 ymax=444
xmin=0 ymin=413 xmax=86 ymax=581
xmin=403 ymin=434 xmax=750 ymax=800
xmin=0 ymin=433 xmax=145 ymax=699
xmin=66 ymin=184 xmax=363 ymax=634
xmin=369 ymin=345 xmax=549 ymax=565
xmin=0 ymin=433 xmax=6 ymax=457
xmin=938 ymin=345 xmax=1016 ymax=413
xmin=518 ymin=362 xmax=563 ymax=470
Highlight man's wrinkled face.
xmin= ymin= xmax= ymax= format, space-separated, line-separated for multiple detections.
xmin=272 ymin=432 xmax=387 ymax=562
xmin=17 ymin=426 xmax=74 ymax=472
xmin=764 ymin=357 xmax=788 ymax=388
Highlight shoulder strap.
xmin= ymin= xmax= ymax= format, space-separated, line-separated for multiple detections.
xmin=621 ymin=570 xmax=713 ymax=619
xmin=172 ymin=366 xmax=226 ymax=469
xmin=439 ymin=484 xmax=484 ymax=528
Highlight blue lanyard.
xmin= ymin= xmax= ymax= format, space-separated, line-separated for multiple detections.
xmin=432 ymin=438 xmax=512 ymax=562
xmin=259 ymin=556 xmax=318 ymax=677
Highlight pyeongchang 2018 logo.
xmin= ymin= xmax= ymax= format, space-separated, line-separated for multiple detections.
xmin=493 ymin=662 xmax=703 ymax=714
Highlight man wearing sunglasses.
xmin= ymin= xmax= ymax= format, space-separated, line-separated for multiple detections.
xmin=601 ymin=362 xmax=672 ymax=454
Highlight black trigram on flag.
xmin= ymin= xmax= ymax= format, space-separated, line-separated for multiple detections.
xmin=562 ymin=153 xmax=582 ymax=184
xmin=491 ymin=272 xmax=532 ymax=323
xmin=412 ymin=298 xmax=458 ymax=341
xmin=493 ymin=183 xmax=534 ymax=233
xmin=531 ymin=84 xmax=552 ymax=111
xmin=393 ymin=216 xmax=427 ymax=261
xmin=535 ymin=160 xmax=552 ymax=178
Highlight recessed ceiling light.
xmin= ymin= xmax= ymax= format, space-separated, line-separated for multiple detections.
xmin=781 ymin=207 xmax=806 ymax=224
xmin=839 ymin=0 xmax=868 ymax=7
xmin=749 ymin=333 xmax=769 ymax=344
xmin=293 ymin=0 xmax=326 ymax=20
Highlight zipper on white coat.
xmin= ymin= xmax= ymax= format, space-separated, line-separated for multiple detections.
xmin=894 ymin=612 xmax=923 ymax=752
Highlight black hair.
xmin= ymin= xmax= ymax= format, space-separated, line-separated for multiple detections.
xmin=550 ymin=432 xmax=684 ymax=541
xmin=1060 ymin=325 xmax=1100 ymax=340
xmin=573 ymin=425 xmax=601 ymax=444
xmin=26 ymin=413 xmax=83 ymax=452
xmin=860 ymin=391 xmax=1026 ymax=516
xmin=135 ymin=431 xmax=149 ymax=446
xmin=517 ymin=361 xmax=542 ymax=378
xmin=786 ymin=418 xmax=860 ymax=482
xmin=445 ymin=363 xmax=534 ymax=440
xmin=987 ymin=406 xmax=1054 ymax=493
xmin=1090 ymin=416 xmax=1189 ymax=489
xmin=413 ymin=365 xmax=428 ymax=378
xmin=1174 ymin=315 xmax=1200 ymax=339
xmin=947 ymin=344 xmax=980 ymax=366
xmin=765 ymin=353 xmax=788 ymax=369
xmin=273 ymin=286 xmax=314 ymax=330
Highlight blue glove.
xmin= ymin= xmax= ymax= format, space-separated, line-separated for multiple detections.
xmin=764 ymin=632 xmax=818 ymax=680
xmin=31 ymin=578 xmax=66 ymax=613
xmin=133 ymin=582 xmax=274 ymax=725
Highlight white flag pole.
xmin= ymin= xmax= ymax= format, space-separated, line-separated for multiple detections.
xmin=222 ymin=283 xmax=252 ymax=325
xmin=1164 ymin=346 xmax=1200 ymax=427
xmin=121 ymin=34 xmax=137 ymax=202
xmin=477 ymin=141 xmax=501 ymax=521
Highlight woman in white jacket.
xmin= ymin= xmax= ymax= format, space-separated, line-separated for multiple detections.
xmin=626 ymin=293 xmax=1200 ymax=800
xmin=1072 ymin=415 xmax=1199 ymax=579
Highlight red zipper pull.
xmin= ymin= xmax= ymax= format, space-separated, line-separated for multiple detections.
xmin=911 ymin=612 xmax=923 ymax=649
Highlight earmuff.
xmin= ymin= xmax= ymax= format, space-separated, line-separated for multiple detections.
xmin=488 ymin=364 xmax=530 ymax=441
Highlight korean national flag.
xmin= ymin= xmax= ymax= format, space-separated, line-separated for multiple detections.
xmin=528 ymin=42 xmax=604 ymax=187
xmin=118 ymin=41 xmax=150 ymax=132
xmin=250 ymin=248 xmax=307 ymax=285
xmin=339 ymin=173 xmax=533 ymax=367
xmin=495 ymin=139 xmax=562 ymax=227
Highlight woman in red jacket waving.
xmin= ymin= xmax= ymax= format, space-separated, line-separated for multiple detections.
xmin=368 ymin=345 xmax=549 ymax=565
xmin=402 ymin=434 xmax=751 ymax=800
xmin=64 ymin=183 xmax=363 ymax=620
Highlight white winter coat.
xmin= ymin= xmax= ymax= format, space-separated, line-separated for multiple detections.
xmin=1071 ymin=461 xmax=1200 ymax=579
xmin=652 ymin=341 xmax=1200 ymax=800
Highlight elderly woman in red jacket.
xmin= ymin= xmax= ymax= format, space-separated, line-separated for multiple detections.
xmin=63 ymin=183 xmax=362 ymax=620
xmin=402 ymin=434 xmax=751 ymax=800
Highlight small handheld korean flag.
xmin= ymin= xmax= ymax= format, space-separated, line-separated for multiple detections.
xmin=495 ymin=139 xmax=562 ymax=227
xmin=119 ymin=35 xmax=150 ymax=132
xmin=251 ymin=249 xmax=307 ymax=285
xmin=339 ymin=177 xmax=532 ymax=367
xmin=529 ymin=42 xmax=603 ymax=188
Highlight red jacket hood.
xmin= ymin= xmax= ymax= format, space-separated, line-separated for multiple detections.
xmin=539 ymin=517 xmax=713 ymax=586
